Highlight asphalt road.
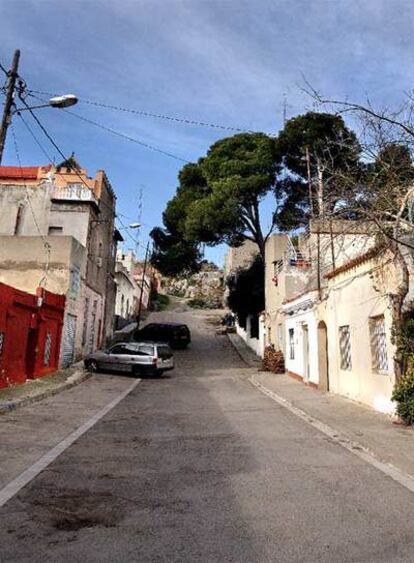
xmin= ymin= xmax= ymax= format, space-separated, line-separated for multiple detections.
xmin=1 ymin=307 xmax=414 ymax=562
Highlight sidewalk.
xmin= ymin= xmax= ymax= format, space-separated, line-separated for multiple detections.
xmin=228 ymin=333 xmax=414 ymax=480
xmin=0 ymin=363 xmax=90 ymax=414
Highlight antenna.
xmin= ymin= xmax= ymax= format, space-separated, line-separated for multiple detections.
xmin=283 ymin=93 xmax=288 ymax=125
xmin=135 ymin=186 xmax=143 ymax=257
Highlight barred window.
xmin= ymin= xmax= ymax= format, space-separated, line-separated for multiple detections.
xmin=339 ymin=325 xmax=352 ymax=370
xmin=289 ymin=328 xmax=295 ymax=360
xmin=44 ymin=332 xmax=52 ymax=366
xmin=370 ymin=316 xmax=388 ymax=374
xmin=69 ymin=266 xmax=80 ymax=297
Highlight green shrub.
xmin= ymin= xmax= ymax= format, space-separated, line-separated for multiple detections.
xmin=392 ymin=369 xmax=414 ymax=424
xmin=154 ymin=293 xmax=170 ymax=311
xmin=187 ymin=298 xmax=208 ymax=309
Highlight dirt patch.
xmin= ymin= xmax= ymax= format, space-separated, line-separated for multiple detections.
xmin=204 ymin=315 xmax=222 ymax=327
xmin=31 ymin=487 xmax=123 ymax=532
xmin=53 ymin=514 xmax=116 ymax=531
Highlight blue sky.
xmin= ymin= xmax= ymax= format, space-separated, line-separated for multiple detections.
xmin=1 ymin=0 xmax=413 ymax=265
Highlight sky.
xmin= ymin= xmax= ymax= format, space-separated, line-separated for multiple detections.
xmin=1 ymin=0 xmax=414 ymax=265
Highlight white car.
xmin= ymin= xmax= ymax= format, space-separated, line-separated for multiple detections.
xmin=84 ymin=341 xmax=174 ymax=377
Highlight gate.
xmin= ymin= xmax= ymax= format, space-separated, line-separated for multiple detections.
xmin=61 ymin=313 xmax=76 ymax=368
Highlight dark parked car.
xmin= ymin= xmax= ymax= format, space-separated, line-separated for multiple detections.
xmin=134 ymin=323 xmax=191 ymax=349
xmin=84 ymin=341 xmax=174 ymax=376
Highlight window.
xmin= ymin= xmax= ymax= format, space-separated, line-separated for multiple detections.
xmin=44 ymin=332 xmax=52 ymax=365
xmin=289 ymin=328 xmax=295 ymax=359
xmin=0 ymin=332 xmax=4 ymax=357
xmin=82 ymin=297 xmax=89 ymax=346
xmin=250 ymin=315 xmax=259 ymax=339
xmin=339 ymin=325 xmax=352 ymax=370
xmin=370 ymin=315 xmax=388 ymax=374
xmin=69 ymin=266 xmax=80 ymax=297
xmin=138 ymin=345 xmax=156 ymax=356
xmin=157 ymin=345 xmax=172 ymax=359
xmin=48 ymin=226 xmax=63 ymax=235
xmin=110 ymin=344 xmax=128 ymax=355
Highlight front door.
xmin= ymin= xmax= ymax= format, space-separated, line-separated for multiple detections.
xmin=318 ymin=321 xmax=329 ymax=391
xmin=25 ymin=328 xmax=38 ymax=379
xmin=303 ymin=325 xmax=310 ymax=381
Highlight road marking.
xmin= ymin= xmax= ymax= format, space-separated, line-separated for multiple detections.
xmin=0 ymin=378 xmax=140 ymax=508
xmin=249 ymin=375 xmax=414 ymax=494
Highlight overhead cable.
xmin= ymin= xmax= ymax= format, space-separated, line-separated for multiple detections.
xmin=28 ymin=89 xmax=255 ymax=133
xmin=26 ymin=91 xmax=189 ymax=163
xmin=10 ymin=120 xmax=51 ymax=286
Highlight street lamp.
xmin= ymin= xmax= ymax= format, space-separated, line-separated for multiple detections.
xmin=48 ymin=95 xmax=78 ymax=109
xmin=12 ymin=94 xmax=79 ymax=114
xmin=117 ymin=222 xmax=141 ymax=231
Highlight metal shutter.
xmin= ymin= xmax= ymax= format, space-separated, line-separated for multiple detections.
xmin=62 ymin=314 xmax=76 ymax=368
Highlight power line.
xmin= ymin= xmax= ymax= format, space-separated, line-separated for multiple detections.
xmin=19 ymin=108 xmax=149 ymax=256
xmin=18 ymin=112 xmax=55 ymax=163
xmin=10 ymin=120 xmax=51 ymax=286
xmin=116 ymin=214 xmax=150 ymax=252
xmin=18 ymin=106 xmax=140 ymax=229
xmin=26 ymin=91 xmax=190 ymax=163
xmin=28 ymin=89 xmax=255 ymax=133
xmin=0 ymin=61 xmax=8 ymax=77
xmin=63 ymin=108 xmax=190 ymax=163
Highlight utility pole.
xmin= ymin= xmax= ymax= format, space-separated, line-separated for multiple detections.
xmin=0 ymin=49 xmax=20 ymax=164
xmin=136 ymin=240 xmax=150 ymax=331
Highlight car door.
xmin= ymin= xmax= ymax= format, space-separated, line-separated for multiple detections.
xmin=136 ymin=344 xmax=156 ymax=369
xmin=121 ymin=343 xmax=145 ymax=371
xmin=105 ymin=344 xmax=129 ymax=371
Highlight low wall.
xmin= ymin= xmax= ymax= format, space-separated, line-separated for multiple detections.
xmin=236 ymin=314 xmax=265 ymax=358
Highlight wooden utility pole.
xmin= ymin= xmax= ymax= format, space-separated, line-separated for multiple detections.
xmin=136 ymin=240 xmax=150 ymax=331
xmin=0 ymin=50 xmax=20 ymax=164
xmin=305 ymin=146 xmax=314 ymax=217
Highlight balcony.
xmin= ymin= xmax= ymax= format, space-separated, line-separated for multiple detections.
xmin=52 ymin=184 xmax=98 ymax=206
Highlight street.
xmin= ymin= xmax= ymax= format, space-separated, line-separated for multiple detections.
xmin=1 ymin=307 xmax=414 ymax=562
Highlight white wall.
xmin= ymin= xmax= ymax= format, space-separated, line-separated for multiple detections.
xmin=284 ymin=303 xmax=319 ymax=385
xmin=236 ymin=314 xmax=266 ymax=358
xmin=325 ymin=259 xmax=396 ymax=414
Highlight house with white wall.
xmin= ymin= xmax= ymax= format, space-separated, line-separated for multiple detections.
xmin=282 ymin=241 xmax=414 ymax=414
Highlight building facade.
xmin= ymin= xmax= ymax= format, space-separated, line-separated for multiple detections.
xmin=0 ymin=160 xmax=120 ymax=366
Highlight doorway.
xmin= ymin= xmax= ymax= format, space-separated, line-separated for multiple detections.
xmin=25 ymin=328 xmax=38 ymax=379
xmin=303 ymin=325 xmax=310 ymax=380
xmin=318 ymin=321 xmax=329 ymax=391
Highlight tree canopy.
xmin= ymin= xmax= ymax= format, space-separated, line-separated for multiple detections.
xmin=274 ymin=112 xmax=361 ymax=228
xmin=152 ymin=133 xmax=280 ymax=266
xmin=226 ymin=255 xmax=264 ymax=323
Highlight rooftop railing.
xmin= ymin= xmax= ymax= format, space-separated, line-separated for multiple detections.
xmin=52 ymin=184 xmax=98 ymax=205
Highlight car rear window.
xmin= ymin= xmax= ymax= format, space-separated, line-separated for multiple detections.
xmin=157 ymin=345 xmax=173 ymax=359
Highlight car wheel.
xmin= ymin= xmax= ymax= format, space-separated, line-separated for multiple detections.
xmin=132 ymin=366 xmax=142 ymax=377
xmin=87 ymin=360 xmax=98 ymax=372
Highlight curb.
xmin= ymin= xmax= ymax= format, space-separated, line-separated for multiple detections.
xmin=249 ymin=374 xmax=414 ymax=495
xmin=0 ymin=369 xmax=93 ymax=415
xmin=226 ymin=332 xmax=262 ymax=369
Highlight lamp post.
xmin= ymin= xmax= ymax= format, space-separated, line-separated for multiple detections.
xmin=0 ymin=49 xmax=78 ymax=164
